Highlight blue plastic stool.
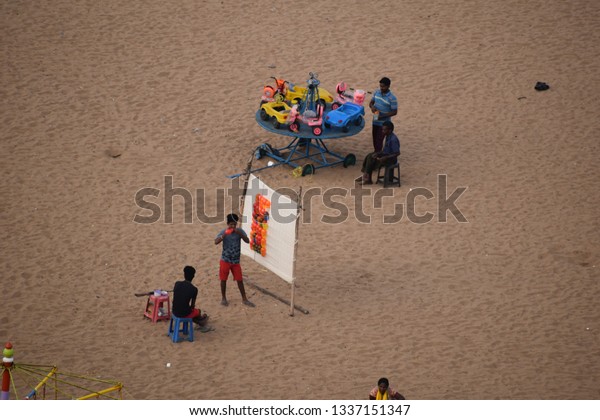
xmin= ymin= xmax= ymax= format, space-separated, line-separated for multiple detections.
xmin=168 ymin=315 xmax=194 ymax=343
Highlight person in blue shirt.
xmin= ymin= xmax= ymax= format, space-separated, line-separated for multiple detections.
xmin=369 ymin=77 xmax=398 ymax=152
xmin=358 ymin=121 xmax=400 ymax=185
xmin=214 ymin=213 xmax=255 ymax=307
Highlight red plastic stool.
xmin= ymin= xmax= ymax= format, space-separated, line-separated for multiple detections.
xmin=144 ymin=294 xmax=171 ymax=323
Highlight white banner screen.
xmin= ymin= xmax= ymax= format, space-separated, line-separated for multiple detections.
xmin=240 ymin=175 xmax=298 ymax=284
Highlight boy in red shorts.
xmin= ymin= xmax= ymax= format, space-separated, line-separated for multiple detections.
xmin=214 ymin=213 xmax=255 ymax=307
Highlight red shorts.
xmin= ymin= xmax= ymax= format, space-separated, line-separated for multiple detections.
xmin=183 ymin=308 xmax=200 ymax=319
xmin=220 ymin=260 xmax=243 ymax=281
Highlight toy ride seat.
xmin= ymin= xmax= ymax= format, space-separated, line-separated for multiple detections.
xmin=144 ymin=294 xmax=171 ymax=323
xmin=168 ymin=315 xmax=194 ymax=343
xmin=353 ymin=90 xmax=366 ymax=105
xmin=377 ymin=162 xmax=401 ymax=187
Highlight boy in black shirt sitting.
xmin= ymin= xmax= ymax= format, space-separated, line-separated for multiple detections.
xmin=172 ymin=266 xmax=211 ymax=331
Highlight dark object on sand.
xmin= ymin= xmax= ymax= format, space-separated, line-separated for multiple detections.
xmin=535 ymin=82 xmax=549 ymax=91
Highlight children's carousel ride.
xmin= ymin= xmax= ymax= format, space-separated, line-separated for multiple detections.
xmin=1 ymin=342 xmax=124 ymax=400
xmin=230 ymin=72 xmax=367 ymax=178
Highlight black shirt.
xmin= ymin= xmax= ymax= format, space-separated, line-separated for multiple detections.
xmin=172 ymin=280 xmax=198 ymax=317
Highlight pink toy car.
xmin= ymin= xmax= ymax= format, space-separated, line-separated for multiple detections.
xmin=287 ymin=103 xmax=324 ymax=136
xmin=331 ymin=81 xmax=366 ymax=109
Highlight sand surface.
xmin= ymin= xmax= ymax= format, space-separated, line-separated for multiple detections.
xmin=1 ymin=0 xmax=599 ymax=399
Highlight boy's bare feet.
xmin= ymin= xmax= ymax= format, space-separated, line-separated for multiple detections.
xmin=356 ymin=174 xmax=372 ymax=185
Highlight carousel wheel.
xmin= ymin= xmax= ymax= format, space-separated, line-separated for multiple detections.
xmin=343 ymin=153 xmax=356 ymax=168
xmin=354 ymin=115 xmax=363 ymax=126
xmin=331 ymin=102 xmax=340 ymax=110
xmin=312 ymin=126 xmax=323 ymax=136
xmin=302 ymin=164 xmax=315 ymax=176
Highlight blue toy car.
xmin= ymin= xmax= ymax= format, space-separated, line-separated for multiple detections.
xmin=324 ymin=102 xmax=365 ymax=132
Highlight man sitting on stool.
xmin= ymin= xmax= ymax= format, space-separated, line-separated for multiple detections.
xmin=172 ymin=266 xmax=211 ymax=332
xmin=358 ymin=121 xmax=400 ymax=185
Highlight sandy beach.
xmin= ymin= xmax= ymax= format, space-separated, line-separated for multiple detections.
xmin=1 ymin=0 xmax=599 ymax=399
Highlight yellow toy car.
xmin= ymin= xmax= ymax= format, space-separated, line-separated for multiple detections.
xmin=259 ymin=101 xmax=294 ymax=129
xmin=260 ymin=74 xmax=334 ymax=110
xmin=286 ymin=83 xmax=334 ymax=108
